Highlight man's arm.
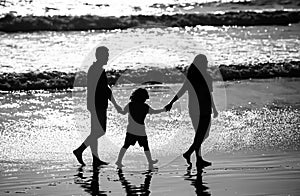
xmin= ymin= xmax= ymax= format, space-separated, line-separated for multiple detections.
xmin=107 ymin=86 xmax=122 ymax=113
xmin=211 ymin=93 xmax=218 ymax=118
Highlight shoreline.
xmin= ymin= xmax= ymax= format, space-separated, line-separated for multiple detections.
xmin=0 ymin=61 xmax=300 ymax=91
xmin=1 ymin=10 xmax=300 ymax=32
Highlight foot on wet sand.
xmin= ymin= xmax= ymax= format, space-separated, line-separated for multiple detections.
xmin=73 ymin=150 xmax=86 ymax=166
xmin=183 ymin=153 xmax=192 ymax=166
xmin=150 ymin=159 xmax=158 ymax=165
xmin=93 ymin=158 xmax=109 ymax=168
xmin=196 ymin=158 xmax=212 ymax=169
xmin=201 ymin=159 xmax=212 ymax=167
xmin=115 ymin=161 xmax=125 ymax=169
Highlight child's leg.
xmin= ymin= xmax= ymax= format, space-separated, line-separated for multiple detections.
xmin=144 ymin=150 xmax=158 ymax=165
xmin=142 ymin=138 xmax=158 ymax=165
xmin=116 ymin=133 xmax=134 ymax=168
xmin=115 ymin=147 xmax=127 ymax=168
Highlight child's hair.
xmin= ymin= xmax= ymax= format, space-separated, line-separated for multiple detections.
xmin=130 ymin=88 xmax=149 ymax=103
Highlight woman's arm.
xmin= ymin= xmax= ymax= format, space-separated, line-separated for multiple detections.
xmin=165 ymin=80 xmax=188 ymax=111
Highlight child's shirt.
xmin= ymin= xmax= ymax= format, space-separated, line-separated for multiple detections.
xmin=123 ymin=101 xmax=155 ymax=136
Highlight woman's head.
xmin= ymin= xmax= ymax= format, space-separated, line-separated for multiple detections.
xmin=130 ymin=88 xmax=149 ymax=103
xmin=192 ymin=54 xmax=208 ymax=71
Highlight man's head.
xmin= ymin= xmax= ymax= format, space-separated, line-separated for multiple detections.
xmin=95 ymin=46 xmax=109 ymax=65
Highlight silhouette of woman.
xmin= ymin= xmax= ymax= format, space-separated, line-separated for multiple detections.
xmin=73 ymin=46 xmax=121 ymax=168
xmin=165 ymin=54 xmax=218 ymax=171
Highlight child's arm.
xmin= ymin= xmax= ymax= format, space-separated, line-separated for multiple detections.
xmin=211 ymin=93 xmax=218 ymax=118
xmin=148 ymin=107 xmax=166 ymax=114
xmin=110 ymin=92 xmax=123 ymax=113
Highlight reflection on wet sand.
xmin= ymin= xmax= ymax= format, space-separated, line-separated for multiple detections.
xmin=74 ymin=166 xmax=107 ymax=196
xmin=74 ymin=166 xmax=154 ymax=196
xmin=184 ymin=166 xmax=211 ymax=196
xmin=117 ymin=169 xmax=153 ymax=196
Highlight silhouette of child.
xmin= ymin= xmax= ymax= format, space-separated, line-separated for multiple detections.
xmin=115 ymin=88 xmax=166 ymax=169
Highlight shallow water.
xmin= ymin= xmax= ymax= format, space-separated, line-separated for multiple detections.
xmin=0 ymin=0 xmax=284 ymax=17
xmin=0 ymin=24 xmax=299 ymax=74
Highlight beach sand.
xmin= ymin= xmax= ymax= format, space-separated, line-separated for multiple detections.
xmin=0 ymin=78 xmax=300 ymax=195
xmin=0 ymin=151 xmax=299 ymax=196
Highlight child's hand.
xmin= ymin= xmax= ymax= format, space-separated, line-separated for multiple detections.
xmin=115 ymin=105 xmax=123 ymax=114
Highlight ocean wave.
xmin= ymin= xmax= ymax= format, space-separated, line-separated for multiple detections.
xmin=0 ymin=61 xmax=299 ymax=91
xmin=0 ymin=10 xmax=300 ymax=32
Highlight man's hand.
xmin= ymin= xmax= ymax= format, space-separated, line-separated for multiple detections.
xmin=213 ymin=110 xmax=218 ymax=118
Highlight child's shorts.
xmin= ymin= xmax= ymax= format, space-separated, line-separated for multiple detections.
xmin=123 ymin=132 xmax=149 ymax=150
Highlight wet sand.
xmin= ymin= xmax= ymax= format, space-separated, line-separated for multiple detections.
xmin=0 ymin=151 xmax=299 ymax=196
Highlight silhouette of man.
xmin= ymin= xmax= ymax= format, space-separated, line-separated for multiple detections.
xmin=73 ymin=46 xmax=121 ymax=168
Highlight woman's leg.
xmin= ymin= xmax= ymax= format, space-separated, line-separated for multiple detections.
xmin=193 ymin=116 xmax=211 ymax=168
xmin=183 ymin=113 xmax=200 ymax=165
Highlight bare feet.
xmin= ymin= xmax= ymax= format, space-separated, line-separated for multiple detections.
xmin=115 ymin=161 xmax=125 ymax=169
xmin=148 ymin=159 xmax=158 ymax=171
xmin=196 ymin=157 xmax=211 ymax=171
xmin=183 ymin=153 xmax=191 ymax=166
xmin=73 ymin=149 xmax=86 ymax=166
xmin=93 ymin=158 xmax=109 ymax=168
xmin=150 ymin=159 xmax=158 ymax=165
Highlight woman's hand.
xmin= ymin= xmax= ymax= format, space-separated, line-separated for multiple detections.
xmin=164 ymin=103 xmax=173 ymax=111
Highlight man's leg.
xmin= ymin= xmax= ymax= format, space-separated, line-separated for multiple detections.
xmin=73 ymin=112 xmax=98 ymax=165
xmin=92 ymin=110 xmax=108 ymax=168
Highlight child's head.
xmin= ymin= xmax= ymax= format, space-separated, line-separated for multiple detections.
xmin=130 ymin=88 xmax=149 ymax=103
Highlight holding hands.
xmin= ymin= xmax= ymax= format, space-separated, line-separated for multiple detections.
xmin=213 ymin=109 xmax=218 ymax=118
xmin=114 ymin=104 xmax=123 ymax=113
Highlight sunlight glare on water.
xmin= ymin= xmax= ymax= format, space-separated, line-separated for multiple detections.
xmin=1 ymin=25 xmax=299 ymax=73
